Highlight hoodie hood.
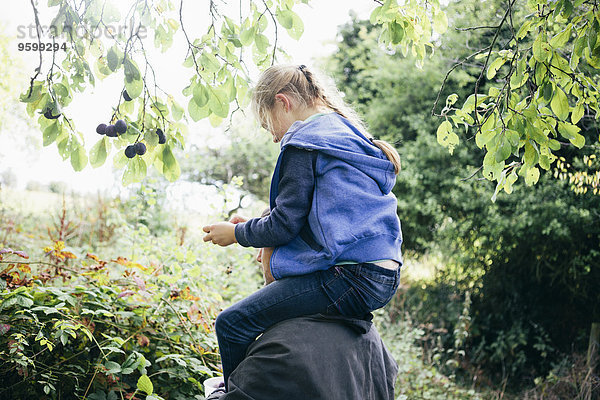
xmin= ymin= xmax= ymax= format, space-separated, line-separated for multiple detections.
xmin=280 ymin=113 xmax=396 ymax=194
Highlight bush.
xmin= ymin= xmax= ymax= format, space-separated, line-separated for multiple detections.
xmin=376 ymin=304 xmax=485 ymax=400
xmin=0 ymin=191 xmax=263 ymax=399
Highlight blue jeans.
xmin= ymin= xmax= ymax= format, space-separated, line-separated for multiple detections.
xmin=215 ymin=262 xmax=401 ymax=389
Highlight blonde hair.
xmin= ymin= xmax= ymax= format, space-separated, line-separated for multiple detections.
xmin=251 ymin=64 xmax=401 ymax=174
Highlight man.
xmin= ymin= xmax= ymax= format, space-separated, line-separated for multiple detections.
xmin=207 ymin=212 xmax=399 ymax=400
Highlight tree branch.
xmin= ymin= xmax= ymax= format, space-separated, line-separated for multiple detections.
xmin=26 ymin=0 xmax=44 ymax=99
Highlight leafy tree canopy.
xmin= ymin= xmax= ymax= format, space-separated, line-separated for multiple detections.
xmin=16 ymin=0 xmax=600 ymax=197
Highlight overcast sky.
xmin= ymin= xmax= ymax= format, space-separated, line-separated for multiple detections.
xmin=0 ymin=1 xmax=374 ymax=197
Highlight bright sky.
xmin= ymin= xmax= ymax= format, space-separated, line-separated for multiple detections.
xmin=0 ymin=1 xmax=374 ymax=201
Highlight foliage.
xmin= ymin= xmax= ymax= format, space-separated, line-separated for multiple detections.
xmin=443 ymin=173 xmax=600 ymax=383
xmin=0 ymin=188 xmax=263 ymax=399
xmin=434 ymin=0 xmax=600 ymax=197
xmin=376 ymin=305 xmax=485 ymax=400
xmin=181 ymin=118 xmax=279 ymax=203
xmin=17 ymin=0 xmax=454 ymax=184
xmin=521 ymin=354 xmax=600 ymax=399
xmin=327 ymin=0 xmax=600 ymax=390
xmin=16 ymin=0 xmax=600 ymax=195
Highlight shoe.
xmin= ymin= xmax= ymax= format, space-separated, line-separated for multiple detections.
xmin=206 ymin=387 xmax=226 ymax=399
xmin=204 ymin=376 xmax=225 ymax=397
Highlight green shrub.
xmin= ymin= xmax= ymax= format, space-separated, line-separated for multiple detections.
xmin=0 ymin=191 xmax=263 ymax=399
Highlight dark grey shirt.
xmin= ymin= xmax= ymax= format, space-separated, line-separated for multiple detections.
xmin=218 ymin=314 xmax=398 ymax=400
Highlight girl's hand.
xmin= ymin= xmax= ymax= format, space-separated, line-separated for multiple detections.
xmin=202 ymin=222 xmax=237 ymax=246
xmin=229 ymin=214 xmax=249 ymax=224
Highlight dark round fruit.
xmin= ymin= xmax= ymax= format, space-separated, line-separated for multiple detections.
xmin=156 ymin=129 xmax=166 ymax=144
xmin=44 ymin=109 xmax=60 ymax=119
xmin=123 ymin=90 xmax=132 ymax=102
xmin=96 ymin=123 xmax=107 ymax=135
xmin=115 ymin=119 xmax=127 ymax=134
xmin=135 ymin=142 xmax=147 ymax=155
xmin=105 ymin=125 xmax=117 ymax=137
xmin=124 ymin=145 xmax=137 ymax=158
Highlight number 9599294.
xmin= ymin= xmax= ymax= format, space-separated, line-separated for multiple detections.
xmin=18 ymin=42 xmax=67 ymax=52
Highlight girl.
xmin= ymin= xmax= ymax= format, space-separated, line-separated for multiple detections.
xmin=202 ymin=64 xmax=403 ymax=391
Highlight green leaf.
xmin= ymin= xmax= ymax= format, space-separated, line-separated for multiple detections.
xmin=389 ymin=21 xmax=404 ymax=45
xmin=548 ymin=139 xmax=561 ymax=151
xmin=436 ymin=120 xmax=459 ymax=155
xmin=170 ymin=100 xmax=184 ymax=121
xmin=525 ymin=166 xmax=540 ymax=186
xmin=106 ymin=45 xmax=123 ymax=72
xmin=526 ymin=124 xmax=548 ymax=144
xmin=124 ymin=57 xmax=141 ymax=82
xmin=200 ymin=52 xmax=220 ymax=74
xmin=491 ymin=169 xmax=507 ymax=203
xmin=482 ymin=152 xmax=504 ymax=181
xmin=487 ymin=57 xmax=506 ymax=79
xmin=122 ymin=157 xmax=147 ymax=185
xmin=162 ymin=145 xmax=181 ymax=182
xmin=144 ymin=129 xmax=159 ymax=147
xmin=276 ymin=8 xmax=294 ymax=29
xmin=516 ymin=20 xmax=533 ymax=40
xmin=571 ymin=103 xmax=584 ymax=124
xmin=188 ymin=98 xmax=211 ymax=122
xmin=20 ymin=83 xmax=43 ymax=103
xmin=287 ymin=10 xmax=304 ymax=40
xmin=70 ymin=144 xmax=88 ymax=171
xmin=524 ymin=141 xmax=539 ymax=166
xmin=533 ymin=34 xmax=551 ymax=63
xmin=494 ymin=136 xmax=512 ymax=162
xmin=104 ymin=361 xmax=121 ymax=374
xmin=505 ymin=129 xmax=521 ymax=148
xmin=370 ymin=6 xmax=382 ymax=24
xmin=550 ymin=25 xmax=572 ymax=49
xmin=432 ymin=9 xmax=448 ymax=34
xmin=89 ymin=137 xmax=109 ymax=168
xmin=254 ymin=34 xmax=269 ymax=53
xmin=550 ymin=86 xmax=569 ymax=120
xmin=125 ymin=78 xmax=143 ymax=99
xmin=240 ymin=26 xmax=255 ymax=46
xmin=510 ymin=59 xmax=528 ymax=89
xmin=223 ymin=77 xmax=237 ymax=102
xmin=558 ymin=121 xmax=585 ymax=148
xmin=504 ymin=170 xmax=518 ymax=194
xmin=193 ymin=82 xmax=210 ymax=107
xmin=43 ymin=122 xmax=60 ymax=146
xmin=89 ymin=40 xmax=104 ymax=58
xmin=208 ymin=88 xmax=230 ymax=118
xmin=57 ymin=137 xmax=72 ymax=160
xmin=539 ymin=154 xmax=551 ymax=170
xmin=476 ymin=112 xmax=497 ymax=149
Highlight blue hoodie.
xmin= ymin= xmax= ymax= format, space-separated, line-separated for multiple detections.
xmin=265 ymin=112 xmax=403 ymax=280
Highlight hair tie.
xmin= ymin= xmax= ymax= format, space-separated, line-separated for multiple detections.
xmin=299 ymin=64 xmax=307 ymax=71
xmin=369 ymin=137 xmax=376 ymax=143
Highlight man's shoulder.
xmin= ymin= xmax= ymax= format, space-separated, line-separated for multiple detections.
xmin=223 ymin=314 xmax=398 ymax=400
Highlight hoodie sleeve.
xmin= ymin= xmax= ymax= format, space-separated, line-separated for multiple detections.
xmin=235 ymin=146 xmax=317 ymax=248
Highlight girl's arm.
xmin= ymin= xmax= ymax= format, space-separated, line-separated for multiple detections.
xmin=235 ymin=146 xmax=317 ymax=248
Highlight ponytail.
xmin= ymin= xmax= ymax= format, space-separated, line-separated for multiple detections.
xmin=370 ymin=139 xmax=401 ymax=175
xmin=252 ymin=64 xmax=401 ymax=175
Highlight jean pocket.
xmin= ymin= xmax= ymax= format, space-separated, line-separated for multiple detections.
xmin=342 ymin=266 xmax=399 ymax=309
xmin=326 ymin=287 xmax=371 ymax=317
